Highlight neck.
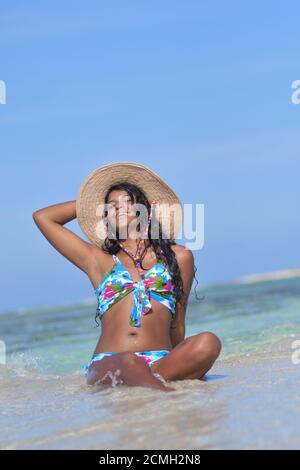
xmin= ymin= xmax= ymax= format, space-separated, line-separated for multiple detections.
xmin=118 ymin=237 xmax=150 ymax=252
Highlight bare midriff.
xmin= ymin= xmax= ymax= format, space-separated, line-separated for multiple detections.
xmin=92 ymin=293 xmax=173 ymax=356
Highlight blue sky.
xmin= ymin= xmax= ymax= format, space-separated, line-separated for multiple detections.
xmin=1 ymin=1 xmax=299 ymax=312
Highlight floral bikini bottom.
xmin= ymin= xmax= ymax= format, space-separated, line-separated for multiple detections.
xmin=81 ymin=349 xmax=170 ymax=379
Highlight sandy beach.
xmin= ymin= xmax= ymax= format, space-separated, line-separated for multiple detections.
xmin=1 ymin=348 xmax=299 ymax=450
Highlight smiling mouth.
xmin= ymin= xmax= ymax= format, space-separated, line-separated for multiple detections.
xmin=116 ymin=213 xmax=130 ymax=222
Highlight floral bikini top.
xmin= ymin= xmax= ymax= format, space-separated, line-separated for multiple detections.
xmin=94 ymin=254 xmax=176 ymax=328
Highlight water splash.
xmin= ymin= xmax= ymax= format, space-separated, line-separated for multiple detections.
xmin=1 ymin=351 xmax=44 ymax=378
xmin=91 ymin=368 xmax=168 ymax=389
xmin=152 ymin=372 xmax=167 ymax=385
xmin=94 ymin=369 xmax=124 ymax=388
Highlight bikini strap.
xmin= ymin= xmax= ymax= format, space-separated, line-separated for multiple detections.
xmin=112 ymin=254 xmax=120 ymax=264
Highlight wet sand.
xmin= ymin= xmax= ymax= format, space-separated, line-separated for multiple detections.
xmin=1 ymin=349 xmax=299 ymax=450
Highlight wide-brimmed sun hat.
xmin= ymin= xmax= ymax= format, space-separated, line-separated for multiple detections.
xmin=76 ymin=162 xmax=183 ymax=246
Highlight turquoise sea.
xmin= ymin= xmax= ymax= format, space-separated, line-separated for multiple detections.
xmin=1 ymin=276 xmax=300 ymax=449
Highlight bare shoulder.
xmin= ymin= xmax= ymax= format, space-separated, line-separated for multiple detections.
xmin=170 ymin=243 xmax=194 ymax=265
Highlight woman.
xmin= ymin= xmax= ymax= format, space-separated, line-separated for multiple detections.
xmin=33 ymin=162 xmax=221 ymax=392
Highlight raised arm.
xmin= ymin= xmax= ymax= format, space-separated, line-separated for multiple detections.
xmin=32 ymin=200 xmax=96 ymax=274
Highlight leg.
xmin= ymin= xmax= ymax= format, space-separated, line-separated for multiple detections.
xmin=85 ymin=352 xmax=175 ymax=392
xmin=150 ymin=332 xmax=222 ymax=381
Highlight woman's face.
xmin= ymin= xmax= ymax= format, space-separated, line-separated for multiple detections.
xmin=106 ymin=190 xmax=136 ymax=231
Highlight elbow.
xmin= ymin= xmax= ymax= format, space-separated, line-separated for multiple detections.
xmin=32 ymin=211 xmax=40 ymax=220
xmin=32 ymin=210 xmax=46 ymax=222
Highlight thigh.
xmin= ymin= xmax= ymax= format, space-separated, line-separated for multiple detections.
xmin=149 ymin=339 xmax=188 ymax=379
xmin=149 ymin=332 xmax=220 ymax=381
xmin=84 ymin=353 xmax=123 ymax=386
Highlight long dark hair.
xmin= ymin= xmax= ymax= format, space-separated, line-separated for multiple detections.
xmin=94 ymin=181 xmax=203 ymax=327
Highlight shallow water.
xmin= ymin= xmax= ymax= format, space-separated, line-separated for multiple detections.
xmin=0 ymin=276 xmax=300 ymax=449
xmin=0 ymin=370 xmax=223 ymax=449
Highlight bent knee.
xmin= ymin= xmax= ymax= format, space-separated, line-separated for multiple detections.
xmin=194 ymin=332 xmax=222 ymax=359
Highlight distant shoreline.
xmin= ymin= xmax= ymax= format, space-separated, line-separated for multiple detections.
xmin=231 ymin=268 xmax=300 ymax=284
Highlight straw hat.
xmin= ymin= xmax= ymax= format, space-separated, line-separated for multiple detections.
xmin=76 ymin=162 xmax=183 ymax=247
